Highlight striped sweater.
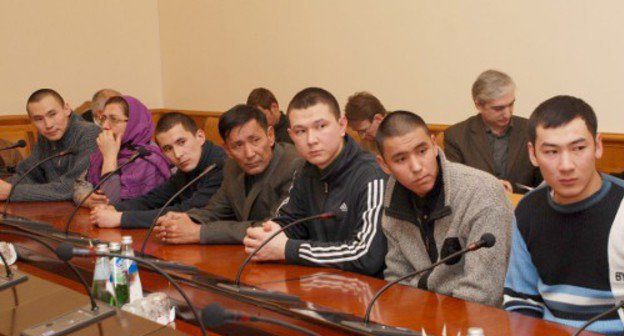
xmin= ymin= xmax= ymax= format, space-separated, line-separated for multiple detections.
xmin=275 ymin=135 xmax=388 ymax=277
xmin=504 ymin=174 xmax=624 ymax=335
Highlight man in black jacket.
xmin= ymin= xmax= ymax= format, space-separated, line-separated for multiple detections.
xmin=244 ymin=87 xmax=388 ymax=277
xmin=90 ymin=112 xmax=225 ymax=228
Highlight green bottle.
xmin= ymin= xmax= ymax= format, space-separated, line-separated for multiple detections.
xmin=91 ymin=244 xmax=116 ymax=306
xmin=109 ymin=242 xmax=130 ymax=307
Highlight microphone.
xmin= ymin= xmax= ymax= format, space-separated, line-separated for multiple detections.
xmin=140 ymin=163 xmax=218 ymax=256
xmin=202 ymin=303 xmax=320 ymax=336
xmin=2 ymin=149 xmax=75 ymax=215
xmin=342 ymin=233 xmax=496 ymax=335
xmin=0 ymin=229 xmax=115 ymax=335
xmin=62 ymin=147 xmax=152 ymax=236
xmin=218 ymin=212 xmax=336 ymax=303
xmin=0 ymin=140 xmax=27 ymax=151
xmin=55 ymin=242 xmax=207 ymax=336
xmin=572 ymin=301 xmax=624 ymax=336
xmin=134 ymin=163 xmax=220 ymax=273
xmin=0 ymin=243 xmax=28 ymax=291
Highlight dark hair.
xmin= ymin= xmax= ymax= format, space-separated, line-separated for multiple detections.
xmin=103 ymin=96 xmax=130 ymax=118
xmin=26 ymin=88 xmax=65 ymax=113
xmin=218 ymin=104 xmax=268 ymax=141
xmin=345 ymin=91 xmax=386 ymax=122
xmin=287 ymin=87 xmax=341 ymax=120
xmin=375 ymin=110 xmax=430 ymax=156
xmin=528 ymin=95 xmax=597 ymax=144
xmin=156 ymin=112 xmax=199 ymax=135
xmin=246 ymin=88 xmax=278 ymax=110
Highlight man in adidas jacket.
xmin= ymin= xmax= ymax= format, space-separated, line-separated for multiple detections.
xmin=244 ymin=87 xmax=388 ymax=277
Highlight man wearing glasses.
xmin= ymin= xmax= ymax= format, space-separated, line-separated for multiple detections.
xmin=444 ymin=70 xmax=541 ymax=193
xmin=0 ymin=88 xmax=99 ymax=201
xmin=344 ymin=91 xmax=387 ymax=154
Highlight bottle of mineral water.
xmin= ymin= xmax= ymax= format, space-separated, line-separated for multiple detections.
xmin=121 ymin=235 xmax=143 ymax=303
xmin=92 ymin=243 xmax=116 ymax=306
xmin=109 ymin=242 xmax=130 ymax=307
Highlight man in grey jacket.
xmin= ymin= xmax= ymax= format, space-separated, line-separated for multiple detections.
xmin=0 ymin=89 xmax=99 ymax=202
xmin=375 ymin=111 xmax=512 ymax=306
xmin=154 ymin=104 xmax=303 ymax=244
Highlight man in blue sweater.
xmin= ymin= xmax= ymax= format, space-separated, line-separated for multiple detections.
xmin=244 ymin=87 xmax=387 ymax=277
xmin=90 ymin=112 xmax=225 ymax=228
xmin=504 ymin=95 xmax=624 ymax=334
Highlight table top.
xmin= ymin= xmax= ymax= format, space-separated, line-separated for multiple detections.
xmin=1 ymin=200 xmax=595 ymax=336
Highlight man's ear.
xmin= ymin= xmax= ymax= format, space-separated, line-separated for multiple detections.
xmin=594 ymin=133 xmax=604 ymax=160
xmin=195 ymin=129 xmax=206 ymax=142
xmin=267 ymin=126 xmax=276 ymax=147
xmin=528 ymin=142 xmax=538 ymax=167
xmin=63 ymin=102 xmax=72 ymax=117
xmin=338 ymin=116 xmax=347 ymax=136
xmin=376 ymin=154 xmax=392 ymax=176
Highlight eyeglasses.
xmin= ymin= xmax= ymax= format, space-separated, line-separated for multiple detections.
xmin=97 ymin=115 xmax=128 ymax=125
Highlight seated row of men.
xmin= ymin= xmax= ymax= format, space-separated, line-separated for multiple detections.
xmin=0 ymin=76 xmax=622 ymax=334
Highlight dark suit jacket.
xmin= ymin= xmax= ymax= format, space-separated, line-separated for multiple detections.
xmin=186 ymin=142 xmax=304 ymax=244
xmin=444 ymin=115 xmax=540 ymax=193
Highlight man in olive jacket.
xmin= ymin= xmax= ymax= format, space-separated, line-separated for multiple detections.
xmin=154 ymin=104 xmax=303 ymax=244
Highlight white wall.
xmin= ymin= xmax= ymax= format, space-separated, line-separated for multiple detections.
xmin=0 ymin=0 xmax=163 ymax=115
xmin=158 ymin=0 xmax=624 ymax=132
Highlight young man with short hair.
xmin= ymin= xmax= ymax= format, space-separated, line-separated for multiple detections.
xmin=90 ymin=112 xmax=225 ymax=228
xmin=154 ymin=105 xmax=303 ymax=244
xmin=243 ymin=87 xmax=387 ymax=277
xmin=504 ymin=96 xmax=624 ymax=334
xmin=247 ymin=87 xmax=292 ymax=144
xmin=375 ymin=111 xmax=512 ymax=306
xmin=0 ymin=89 xmax=99 ymax=201
xmin=444 ymin=69 xmax=540 ymax=193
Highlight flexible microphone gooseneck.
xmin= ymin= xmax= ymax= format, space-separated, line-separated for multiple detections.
xmin=63 ymin=147 xmax=151 ymax=235
xmin=3 ymin=149 xmax=75 ymax=215
xmin=0 ymin=229 xmax=100 ymax=311
xmin=139 ymin=163 xmax=218 ymax=256
xmin=55 ymin=242 xmax=207 ymax=336
xmin=216 ymin=213 xmax=335 ymax=303
xmin=572 ymin=301 xmax=624 ymax=336
xmin=363 ymin=233 xmax=496 ymax=324
xmin=202 ymin=303 xmax=320 ymax=336
xmin=235 ymin=212 xmax=335 ymax=286
xmin=0 ymin=140 xmax=27 ymax=151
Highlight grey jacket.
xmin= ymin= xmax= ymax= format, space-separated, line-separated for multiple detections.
xmin=382 ymin=151 xmax=512 ymax=307
xmin=8 ymin=114 xmax=99 ymax=202
xmin=186 ymin=143 xmax=304 ymax=244
xmin=444 ymin=115 xmax=540 ymax=193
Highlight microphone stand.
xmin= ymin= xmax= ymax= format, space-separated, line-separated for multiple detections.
xmin=218 ymin=213 xmax=335 ymax=303
xmin=341 ymin=235 xmax=495 ymax=336
xmin=3 ymin=150 xmax=73 ymax=216
xmin=0 ymin=229 xmax=115 ymax=336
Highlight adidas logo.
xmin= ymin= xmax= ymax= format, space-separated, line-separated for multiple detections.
xmin=339 ymin=203 xmax=348 ymax=212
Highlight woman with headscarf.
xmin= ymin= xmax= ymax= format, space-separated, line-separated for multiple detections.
xmin=74 ymin=95 xmax=171 ymax=208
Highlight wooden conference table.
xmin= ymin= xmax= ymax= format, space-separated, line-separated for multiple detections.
xmin=1 ymin=201 xmax=598 ymax=336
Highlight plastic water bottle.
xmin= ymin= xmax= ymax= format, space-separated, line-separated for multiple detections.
xmin=92 ymin=244 xmax=116 ymax=306
xmin=121 ymin=235 xmax=143 ymax=303
xmin=110 ymin=242 xmax=130 ymax=307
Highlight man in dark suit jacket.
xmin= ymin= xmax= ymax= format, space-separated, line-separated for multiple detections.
xmin=154 ymin=104 xmax=304 ymax=244
xmin=444 ymin=70 xmax=540 ymax=193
